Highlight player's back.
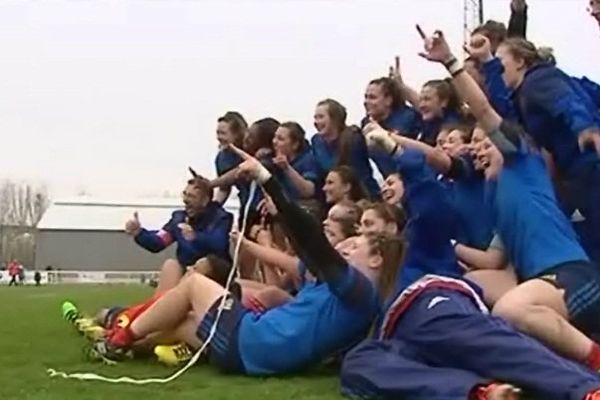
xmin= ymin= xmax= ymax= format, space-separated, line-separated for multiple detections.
xmin=237 ymin=280 xmax=376 ymax=375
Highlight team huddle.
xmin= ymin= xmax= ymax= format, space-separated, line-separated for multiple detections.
xmin=63 ymin=2 xmax=600 ymax=399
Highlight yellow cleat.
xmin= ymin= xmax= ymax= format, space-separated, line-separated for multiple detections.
xmin=82 ymin=325 xmax=106 ymax=341
xmin=154 ymin=343 xmax=193 ymax=366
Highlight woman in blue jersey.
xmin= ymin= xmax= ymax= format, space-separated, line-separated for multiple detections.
xmin=270 ymin=121 xmax=318 ymax=201
xmin=98 ymin=146 xmax=403 ymax=375
xmin=392 ymin=61 xmax=464 ymax=146
xmin=419 ymin=29 xmax=600 ymax=371
xmin=363 ymin=73 xmax=421 ymax=177
xmin=311 ymin=99 xmax=380 ymax=199
xmin=491 ymin=37 xmax=600 ymax=264
xmin=212 ymin=111 xmax=248 ymax=205
xmin=212 ymin=116 xmax=279 ymax=228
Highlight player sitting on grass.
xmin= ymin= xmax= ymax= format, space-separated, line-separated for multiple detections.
xmin=339 ymin=27 xmax=600 ymax=400
xmin=93 ymin=145 xmax=403 ymax=376
xmin=64 ymin=255 xmax=236 ymax=366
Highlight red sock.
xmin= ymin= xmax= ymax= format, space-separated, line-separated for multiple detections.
xmin=585 ymin=343 xmax=600 ymax=370
xmin=107 ymin=326 xmax=136 ymax=348
xmin=584 ymin=388 xmax=600 ymax=400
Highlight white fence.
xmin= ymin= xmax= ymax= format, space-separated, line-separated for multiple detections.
xmin=0 ymin=270 xmax=157 ymax=285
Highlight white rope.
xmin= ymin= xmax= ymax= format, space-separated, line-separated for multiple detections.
xmin=48 ymin=181 xmax=259 ymax=384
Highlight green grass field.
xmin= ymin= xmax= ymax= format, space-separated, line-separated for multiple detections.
xmin=0 ymin=285 xmax=341 ymax=400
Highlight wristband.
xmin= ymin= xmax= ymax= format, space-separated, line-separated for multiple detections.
xmin=256 ymin=164 xmax=272 ymax=184
xmin=445 ymin=59 xmax=463 ymax=77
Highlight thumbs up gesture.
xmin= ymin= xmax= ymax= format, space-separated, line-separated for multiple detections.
xmin=125 ymin=212 xmax=142 ymax=236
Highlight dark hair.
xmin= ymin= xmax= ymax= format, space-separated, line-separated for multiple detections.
xmin=364 ymin=232 xmax=405 ymax=301
xmin=317 ymin=99 xmax=354 ymax=166
xmin=332 ymin=199 xmax=363 ymax=239
xmin=368 ymin=77 xmax=406 ymax=110
xmin=204 ymin=255 xmax=233 ymax=287
xmin=500 ymin=37 xmax=544 ymax=68
xmin=423 ymin=79 xmax=463 ymax=116
xmin=279 ymin=121 xmax=308 ymax=154
xmin=187 ymin=175 xmax=213 ymax=200
xmin=439 ymin=121 xmax=474 ymax=143
xmin=247 ymin=117 xmax=280 ymax=155
xmin=473 ymin=20 xmax=508 ymax=53
xmin=329 ymin=166 xmax=368 ymax=203
xmin=217 ymin=111 xmax=247 ymax=148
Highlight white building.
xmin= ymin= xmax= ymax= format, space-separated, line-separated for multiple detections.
xmin=35 ymin=197 xmax=239 ymax=271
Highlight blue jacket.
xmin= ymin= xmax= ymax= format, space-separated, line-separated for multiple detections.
xmin=135 ymin=201 xmax=233 ymax=266
xmin=392 ymin=149 xmax=462 ymax=292
xmin=513 ymin=63 xmax=600 ymax=176
xmin=481 ymin=58 xmax=519 ymax=121
xmin=574 ymin=76 xmax=600 ymax=110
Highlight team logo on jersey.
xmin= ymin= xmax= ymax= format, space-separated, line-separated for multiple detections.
xmin=427 ymin=296 xmax=450 ymax=309
xmin=117 ymin=314 xmax=131 ymax=328
xmin=222 ymin=297 xmax=233 ymax=311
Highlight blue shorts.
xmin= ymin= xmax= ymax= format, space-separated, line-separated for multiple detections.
xmin=196 ymin=294 xmax=248 ymax=374
xmin=536 ymin=261 xmax=600 ymax=338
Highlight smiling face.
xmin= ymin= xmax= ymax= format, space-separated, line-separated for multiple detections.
xmin=419 ymin=85 xmax=447 ymax=122
xmin=323 ymin=203 xmax=355 ymax=246
xmin=272 ymin=126 xmax=295 ymax=157
xmin=323 ymin=171 xmax=349 ymax=205
xmin=182 ymin=182 xmax=210 ymax=218
xmin=364 ymin=83 xmax=392 ymax=121
xmin=314 ymin=104 xmax=333 ymax=135
xmin=216 ymin=121 xmax=236 ymax=148
xmin=473 ymin=137 xmax=504 ymax=180
xmin=441 ymin=129 xmax=468 ymax=157
xmin=381 ymin=174 xmax=404 ymax=205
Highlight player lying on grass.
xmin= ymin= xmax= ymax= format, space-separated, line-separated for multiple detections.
xmin=93 ymin=145 xmax=404 ymax=376
xmin=125 ymin=174 xmax=233 ymax=294
xmin=339 ymin=27 xmax=600 ymax=400
xmin=65 ymin=255 xmax=236 ymax=366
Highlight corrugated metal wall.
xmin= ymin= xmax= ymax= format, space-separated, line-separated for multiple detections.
xmin=35 ymin=230 xmax=176 ymax=271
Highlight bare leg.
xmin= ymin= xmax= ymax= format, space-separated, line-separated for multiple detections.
xmin=156 ymin=258 xmax=184 ymax=293
xmin=130 ymin=274 xmax=225 ymax=339
xmin=493 ymin=279 xmax=593 ymax=362
xmin=465 ymin=267 xmax=518 ymax=307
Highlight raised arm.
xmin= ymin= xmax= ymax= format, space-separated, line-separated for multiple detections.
xmin=231 ymin=146 xmax=348 ymax=284
xmin=238 ymin=237 xmax=300 ymax=280
xmin=390 ymin=134 xmax=452 ymax=173
xmin=417 ymin=27 xmax=525 ymax=155
xmin=390 ymin=56 xmax=421 ymax=108
xmin=508 ymin=0 xmax=528 ymax=39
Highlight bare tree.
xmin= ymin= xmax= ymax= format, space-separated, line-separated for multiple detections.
xmin=0 ymin=181 xmax=49 ymax=227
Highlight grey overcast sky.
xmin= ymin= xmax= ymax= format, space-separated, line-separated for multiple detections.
xmin=0 ymin=0 xmax=598 ymax=199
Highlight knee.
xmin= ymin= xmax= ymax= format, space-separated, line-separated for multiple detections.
xmin=161 ymin=259 xmax=182 ymax=273
xmin=492 ymin=298 xmax=546 ymax=331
